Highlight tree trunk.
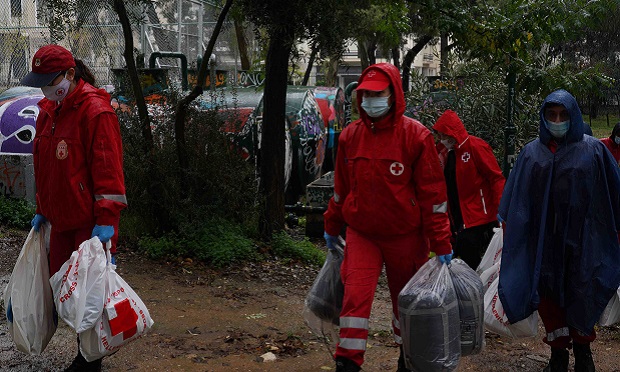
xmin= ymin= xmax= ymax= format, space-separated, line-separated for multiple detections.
xmin=358 ymin=40 xmax=369 ymax=71
xmin=402 ymin=35 xmax=432 ymax=92
xmin=302 ymin=43 xmax=318 ymax=86
xmin=391 ymin=47 xmax=400 ymax=69
xmin=259 ymin=25 xmax=293 ymax=240
xmin=440 ymin=32 xmax=449 ymax=75
xmin=173 ymin=0 xmax=233 ymax=198
xmin=234 ymin=18 xmax=251 ymax=70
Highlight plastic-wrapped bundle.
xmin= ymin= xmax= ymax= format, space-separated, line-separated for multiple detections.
xmin=398 ymin=257 xmax=460 ymax=372
xmin=304 ymin=238 xmax=345 ymax=330
xmin=449 ymin=259 xmax=485 ymax=356
xmin=600 ymin=288 xmax=620 ymax=326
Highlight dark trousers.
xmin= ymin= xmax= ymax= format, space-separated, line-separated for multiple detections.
xmin=453 ymin=221 xmax=497 ymax=270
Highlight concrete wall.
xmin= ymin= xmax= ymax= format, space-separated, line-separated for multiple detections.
xmin=0 ymin=154 xmax=34 ymax=203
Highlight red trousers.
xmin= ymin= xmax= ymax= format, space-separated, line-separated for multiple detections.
xmin=538 ymin=297 xmax=596 ymax=349
xmin=49 ymin=226 xmax=118 ymax=275
xmin=335 ymin=228 xmax=429 ymax=367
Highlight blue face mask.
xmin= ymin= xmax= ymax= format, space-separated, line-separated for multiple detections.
xmin=361 ymin=95 xmax=392 ymax=118
xmin=545 ymin=119 xmax=570 ymax=138
xmin=614 ymin=136 xmax=620 ymax=145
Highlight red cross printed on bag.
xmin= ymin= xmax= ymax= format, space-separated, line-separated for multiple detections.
xmin=107 ymin=298 xmax=138 ymax=340
xmin=461 ymin=152 xmax=471 ymax=163
xmin=390 ymin=162 xmax=404 ymax=176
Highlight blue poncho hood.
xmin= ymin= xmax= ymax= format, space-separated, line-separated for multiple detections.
xmin=498 ymin=89 xmax=620 ymax=334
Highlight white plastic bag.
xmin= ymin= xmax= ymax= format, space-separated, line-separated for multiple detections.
xmin=49 ymin=237 xmax=107 ymax=332
xmin=3 ymin=224 xmax=57 ymax=354
xmin=599 ymin=288 xmax=620 ymax=326
xmin=483 ymin=276 xmax=538 ymax=338
xmin=476 ymin=227 xmax=502 ymax=275
xmin=79 ymin=246 xmax=154 ymax=362
xmin=479 ymin=261 xmax=501 ymax=293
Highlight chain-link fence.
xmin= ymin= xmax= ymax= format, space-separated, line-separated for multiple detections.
xmin=0 ymin=0 xmax=253 ymax=92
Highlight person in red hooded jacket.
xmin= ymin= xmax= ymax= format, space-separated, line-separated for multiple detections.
xmin=20 ymin=44 xmax=126 ymax=372
xmin=432 ymin=109 xmax=505 ymax=270
xmin=323 ymin=63 xmax=453 ymax=372
xmin=600 ymin=122 xmax=620 ymax=166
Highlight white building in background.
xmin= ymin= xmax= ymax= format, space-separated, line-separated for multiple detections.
xmin=306 ymin=38 xmax=442 ymax=89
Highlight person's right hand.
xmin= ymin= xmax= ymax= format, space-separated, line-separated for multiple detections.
xmin=31 ymin=214 xmax=47 ymax=232
xmin=438 ymin=251 xmax=453 ymax=265
xmin=324 ymin=231 xmax=340 ymax=251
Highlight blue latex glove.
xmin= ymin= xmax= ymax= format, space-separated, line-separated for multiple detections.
xmin=324 ymin=231 xmax=340 ymax=251
xmin=91 ymin=224 xmax=115 ymax=243
xmin=438 ymin=251 xmax=453 ymax=265
xmin=31 ymin=214 xmax=46 ymax=232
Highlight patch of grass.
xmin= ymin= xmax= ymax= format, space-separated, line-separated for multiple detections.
xmin=584 ymin=114 xmax=619 ymax=138
xmin=0 ymin=196 xmax=35 ymax=229
xmin=271 ymin=231 xmax=325 ymax=266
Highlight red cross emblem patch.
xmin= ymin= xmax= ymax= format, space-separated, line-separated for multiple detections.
xmin=56 ymin=140 xmax=68 ymax=160
xmin=461 ymin=152 xmax=470 ymax=163
xmin=390 ymin=162 xmax=404 ymax=176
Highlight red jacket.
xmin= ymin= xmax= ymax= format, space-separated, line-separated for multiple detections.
xmin=433 ymin=110 xmax=505 ymax=230
xmin=600 ymin=137 xmax=620 ymax=165
xmin=34 ymin=80 xmax=127 ymax=232
xmin=324 ymin=63 xmax=452 ymax=255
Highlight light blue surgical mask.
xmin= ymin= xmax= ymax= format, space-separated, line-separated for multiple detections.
xmin=545 ymin=119 xmax=570 ymax=138
xmin=361 ymin=95 xmax=392 ymax=118
xmin=614 ymin=136 xmax=620 ymax=145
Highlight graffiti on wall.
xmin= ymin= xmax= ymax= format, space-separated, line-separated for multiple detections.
xmin=0 ymin=156 xmax=26 ymax=197
xmin=237 ymin=71 xmax=265 ymax=87
xmin=0 ymin=94 xmax=42 ymax=154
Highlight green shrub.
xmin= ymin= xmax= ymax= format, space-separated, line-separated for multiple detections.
xmin=0 ymin=196 xmax=35 ymax=229
xmin=138 ymin=217 xmax=260 ymax=268
xmin=271 ymin=231 xmax=325 ymax=266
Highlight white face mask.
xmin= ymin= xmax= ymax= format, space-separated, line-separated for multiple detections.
xmin=440 ymin=138 xmax=455 ymax=149
xmin=41 ymin=73 xmax=71 ymax=101
xmin=361 ymin=95 xmax=392 ymax=118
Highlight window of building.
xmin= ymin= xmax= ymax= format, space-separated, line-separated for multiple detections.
xmin=11 ymin=0 xmax=22 ymax=17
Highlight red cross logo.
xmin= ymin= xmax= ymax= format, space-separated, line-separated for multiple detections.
xmin=461 ymin=152 xmax=470 ymax=163
xmin=108 ymin=298 xmax=138 ymax=340
xmin=390 ymin=162 xmax=404 ymax=176
xmin=367 ymin=71 xmax=376 ymax=77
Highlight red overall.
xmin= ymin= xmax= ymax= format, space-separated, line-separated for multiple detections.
xmin=324 ymin=63 xmax=452 ymax=367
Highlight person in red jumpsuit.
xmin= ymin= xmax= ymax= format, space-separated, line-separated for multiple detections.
xmin=600 ymin=122 xmax=620 ymax=166
xmin=432 ymin=109 xmax=505 ymax=270
xmin=20 ymin=44 xmax=127 ymax=372
xmin=323 ymin=63 xmax=453 ymax=372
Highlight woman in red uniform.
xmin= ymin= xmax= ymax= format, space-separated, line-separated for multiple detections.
xmin=323 ymin=63 xmax=452 ymax=372
xmin=21 ymin=44 xmax=127 ymax=372
xmin=600 ymin=122 xmax=620 ymax=165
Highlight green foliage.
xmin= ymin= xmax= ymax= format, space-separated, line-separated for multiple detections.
xmin=0 ymin=196 xmax=35 ymax=229
xmin=139 ymin=217 xmax=260 ymax=268
xmin=271 ymin=231 xmax=325 ymax=267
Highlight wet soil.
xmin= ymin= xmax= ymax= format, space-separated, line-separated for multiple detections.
xmin=1 ymin=226 xmax=620 ymax=371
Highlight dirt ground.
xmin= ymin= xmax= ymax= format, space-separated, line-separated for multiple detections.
xmin=2 ymin=226 xmax=620 ymax=372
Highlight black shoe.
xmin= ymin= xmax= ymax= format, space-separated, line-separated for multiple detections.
xmin=543 ymin=348 xmax=569 ymax=372
xmin=335 ymin=356 xmax=361 ymax=372
xmin=397 ymin=345 xmax=411 ymax=372
xmin=573 ymin=343 xmax=595 ymax=372
xmin=64 ymin=350 xmax=102 ymax=372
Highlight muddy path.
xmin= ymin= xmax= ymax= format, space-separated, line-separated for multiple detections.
xmin=1 ymin=226 xmax=620 ymax=371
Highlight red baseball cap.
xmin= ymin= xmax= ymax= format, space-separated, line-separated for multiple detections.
xmin=20 ymin=44 xmax=76 ymax=87
xmin=356 ymin=69 xmax=390 ymax=91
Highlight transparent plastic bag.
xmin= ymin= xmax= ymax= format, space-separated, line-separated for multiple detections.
xmin=3 ymin=224 xmax=57 ymax=354
xmin=398 ymin=257 xmax=461 ymax=372
xmin=303 ymin=237 xmax=344 ymax=343
xmin=49 ymin=237 xmax=107 ymax=333
xmin=449 ymin=258 xmax=485 ymax=356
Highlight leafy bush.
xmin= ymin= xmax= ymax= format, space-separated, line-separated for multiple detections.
xmin=0 ymin=196 xmax=35 ymax=229
xmin=271 ymin=231 xmax=325 ymax=266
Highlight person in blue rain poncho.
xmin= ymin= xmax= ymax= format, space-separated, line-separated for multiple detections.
xmin=497 ymin=90 xmax=620 ymax=372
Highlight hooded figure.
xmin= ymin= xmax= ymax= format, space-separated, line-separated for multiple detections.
xmin=498 ymin=89 xmax=620 ymax=371
xmin=323 ymin=63 xmax=452 ymax=372
xmin=600 ymin=121 xmax=620 ymax=165
xmin=432 ymin=109 xmax=505 ymax=269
